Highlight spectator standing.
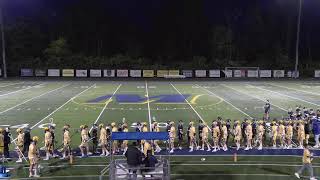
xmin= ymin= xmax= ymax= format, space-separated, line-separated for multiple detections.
xmin=3 ymin=128 xmax=11 ymax=158
xmin=125 ymin=142 xmax=144 ymax=180
xmin=312 ymin=117 xmax=320 ymax=148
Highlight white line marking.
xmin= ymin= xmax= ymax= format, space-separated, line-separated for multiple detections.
xmin=249 ymin=84 xmax=320 ymax=107
xmin=0 ymin=84 xmax=70 ymax=115
xmin=145 ymin=81 xmax=152 ymax=130
xmin=196 ymin=84 xmax=253 ymax=119
xmin=30 ymin=84 xmax=96 ymax=129
xmin=89 ymin=84 xmax=122 ymax=132
xmin=0 ymin=82 xmax=24 ymax=88
xmin=0 ymin=83 xmax=46 ymax=97
xmin=171 ymin=83 xmax=211 ymax=131
xmin=172 ymin=163 xmax=320 ymax=167
xmin=270 ymin=83 xmax=320 ymax=96
xmin=171 ymin=173 xmax=291 ymax=177
xmin=222 ymin=84 xmax=287 ymax=112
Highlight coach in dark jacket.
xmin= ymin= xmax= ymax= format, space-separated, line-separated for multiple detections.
xmin=125 ymin=142 xmax=144 ymax=179
xmin=3 ymin=128 xmax=11 ymax=158
xmin=23 ymin=128 xmax=31 ymax=154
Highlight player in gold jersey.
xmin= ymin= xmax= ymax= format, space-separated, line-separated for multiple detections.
xmin=271 ymin=121 xmax=278 ymax=148
xmin=28 ymin=136 xmax=40 ymax=178
xmin=285 ymin=121 xmax=293 ymax=149
xmin=201 ymin=123 xmax=211 ymax=151
xmin=278 ymin=120 xmax=285 ymax=148
xmin=297 ymin=120 xmax=305 ymax=149
xmin=221 ymin=121 xmax=228 ymax=151
xmin=169 ymin=122 xmax=176 ymax=153
xmin=245 ymin=120 xmax=253 ymax=150
xmin=257 ymin=120 xmax=264 ymax=150
xmin=234 ymin=121 xmax=242 ymax=151
xmin=189 ymin=121 xmax=197 ymax=152
xmin=212 ymin=121 xmax=220 ymax=152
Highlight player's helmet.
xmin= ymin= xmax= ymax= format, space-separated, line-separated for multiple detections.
xmin=99 ymin=124 xmax=104 ymax=128
xmin=0 ymin=128 xmax=3 ymax=133
xmin=16 ymin=128 xmax=23 ymax=133
xmin=44 ymin=127 xmax=49 ymax=131
xmin=111 ymin=122 xmax=116 ymax=127
xmin=32 ymin=136 xmax=39 ymax=142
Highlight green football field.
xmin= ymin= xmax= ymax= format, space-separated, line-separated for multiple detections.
xmin=1 ymin=79 xmax=320 ymax=179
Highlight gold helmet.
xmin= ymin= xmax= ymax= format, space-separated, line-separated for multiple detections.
xmin=272 ymin=121 xmax=276 ymax=125
xmin=259 ymin=120 xmax=264 ymax=124
xmin=84 ymin=125 xmax=88 ymax=128
xmin=122 ymin=123 xmax=128 ymax=128
xmin=279 ymin=120 xmax=283 ymax=124
xmin=0 ymin=128 xmax=3 ymax=133
xmin=44 ymin=127 xmax=50 ymax=131
xmin=247 ymin=120 xmax=252 ymax=124
xmin=235 ymin=120 xmax=240 ymax=124
xmin=63 ymin=125 xmax=70 ymax=130
xmin=143 ymin=122 xmax=147 ymax=126
xmin=32 ymin=136 xmax=39 ymax=142
xmin=111 ymin=122 xmax=116 ymax=127
xmin=189 ymin=121 xmax=194 ymax=126
xmin=170 ymin=121 xmax=174 ymax=125
xmin=221 ymin=121 xmax=226 ymax=125
xmin=16 ymin=128 xmax=23 ymax=133
xmin=80 ymin=125 xmax=84 ymax=129
xmin=99 ymin=124 xmax=104 ymax=128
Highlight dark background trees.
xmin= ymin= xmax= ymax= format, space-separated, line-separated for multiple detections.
xmin=1 ymin=0 xmax=320 ymax=75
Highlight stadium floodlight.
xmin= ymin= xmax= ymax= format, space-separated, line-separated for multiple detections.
xmin=0 ymin=3 xmax=7 ymax=78
xmin=294 ymin=0 xmax=302 ymax=78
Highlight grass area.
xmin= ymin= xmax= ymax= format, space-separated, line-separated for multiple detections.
xmin=1 ymin=79 xmax=320 ymax=179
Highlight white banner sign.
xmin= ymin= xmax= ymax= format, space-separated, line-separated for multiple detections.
xmin=90 ymin=69 xmax=102 ymax=77
xmin=247 ymin=70 xmax=259 ymax=78
xmin=209 ymin=70 xmax=220 ymax=78
xmin=48 ymin=69 xmax=60 ymax=77
xmin=76 ymin=70 xmax=88 ymax=77
xmin=273 ymin=70 xmax=285 ymax=78
xmin=223 ymin=70 xmax=232 ymax=77
xmin=259 ymin=70 xmax=271 ymax=78
xmin=103 ymin=70 xmax=115 ymax=77
xmin=195 ymin=70 xmax=206 ymax=77
xmin=117 ymin=70 xmax=128 ymax=77
xmin=130 ymin=70 xmax=141 ymax=77
xmin=233 ymin=70 xmax=242 ymax=77
xmin=315 ymin=70 xmax=320 ymax=78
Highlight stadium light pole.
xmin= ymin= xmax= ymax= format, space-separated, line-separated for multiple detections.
xmin=0 ymin=3 xmax=7 ymax=78
xmin=294 ymin=0 xmax=302 ymax=78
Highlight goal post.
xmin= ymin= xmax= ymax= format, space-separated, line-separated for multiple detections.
xmin=224 ymin=67 xmax=260 ymax=78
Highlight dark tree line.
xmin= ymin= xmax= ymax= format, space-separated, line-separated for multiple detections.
xmin=1 ymin=0 xmax=320 ymax=76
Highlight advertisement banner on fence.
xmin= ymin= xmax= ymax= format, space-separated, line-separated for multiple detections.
xmin=76 ymin=70 xmax=88 ymax=77
xmin=290 ymin=71 xmax=299 ymax=78
xmin=21 ymin=68 xmax=33 ymax=77
xmin=35 ymin=69 xmax=46 ymax=77
xmin=62 ymin=69 xmax=74 ymax=77
xmin=223 ymin=70 xmax=232 ymax=78
xmin=247 ymin=70 xmax=259 ymax=78
xmin=117 ymin=70 xmax=128 ymax=77
xmin=130 ymin=70 xmax=142 ymax=77
xmin=209 ymin=70 xmax=220 ymax=77
xmin=90 ymin=69 xmax=102 ymax=77
xmin=315 ymin=70 xmax=320 ymax=78
xmin=48 ymin=69 xmax=60 ymax=77
xmin=168 ymin=70 xmax=179 ymax=76
xmin=103 ymin=70 xmax=115 ymax=77
xmin=195 ymin=70 xmax=206 ymax=77
xmin=259 ymin=70 xmax=271 ymax=78
xmin=143 ymin=70 xmax=154 ymax=77
xmin=157 ymin=70 xmax=169 ymax=77
xmin=233 ymin=70 xmax=243 ymax=77
xmin=273 ymin=70 xmax=285 ymax=78
xmin=182 ymin=70 xmax=193 ymax=78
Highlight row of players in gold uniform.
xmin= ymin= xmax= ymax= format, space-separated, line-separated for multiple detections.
xmin=0 ymin=118 xmax=312 ymax=162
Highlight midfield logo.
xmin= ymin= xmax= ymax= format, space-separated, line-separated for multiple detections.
xmin=87 ymin=94 xmax=202 ymax=104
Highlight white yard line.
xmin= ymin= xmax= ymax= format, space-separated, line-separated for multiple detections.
xmin=249 ymin=84 xmax=320 ymax=107
xmin=196 ymin=84 xmax=253 ymax=119
xmin=172 ymin=163 xmax=320 ymax=167
xmin=171 ymin=83 xmax=211 ymax=130
xmin=222 ymin=84 xmax=288 ymax=112
xmin=89 ymin=84 xmax=122 ymax=132
xmin=145 ymin=81 xmax=152 ymax=130
xmin=0 ymin=83 xmax=46 ymax=97
xmin=270 ymin=83 xmax=320 ymax=96
xmin=0 ymin=81 xmax=24 ymax=88
xmin=30 ymin=84 xmax=97 ymax=129
xmin=0 ymin=84 xmax=70 ymax=115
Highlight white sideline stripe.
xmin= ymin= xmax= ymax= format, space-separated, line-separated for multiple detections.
xmin=89 ymin=84 xmax=122 ymax=132
xmin=196 ymin=84 xmax=253 ymax=119
xmin=0 ymin=82 xmax=24 ymax=88
xmin=145 ymin=81 xmax=152 ymax=130
xmin=222 ymin=84 xmax=287 ymax=112
xmin=249 ymin=84 xmax=320 ymax=107
xmin=171 ymin=83 xmax=211 ymax=131
xmin=16 ymin=175 xmax=100 ymax=180
xmin=0 ymin=84 xmax=70 ymax=115
xmin=270 ymin=83 xmax=320 ymax=96
xmin=171 ymin=173 xmax=291 ymax=177
xmin=0 ymin=83 xmax=46 ymax=97
xmin=30 ymin=84 xmax=97 ymax=129
xmin=173 ymin=163 xmax=320 ymax=167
